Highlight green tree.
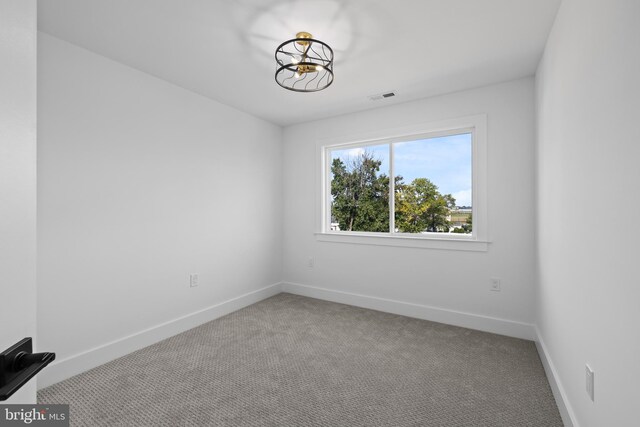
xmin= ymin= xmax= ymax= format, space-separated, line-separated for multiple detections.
xmin=331 ymin=152 xmax=457 ymax=234
xmin=452 ymin=213 xmax=473 ymax=234
xmin=331 ymin=151 xmax=389 ymax=232
xmin=395 ymin=178 xmax=456 ymax=233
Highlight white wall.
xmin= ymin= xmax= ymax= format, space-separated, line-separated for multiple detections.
xmin=37 ymin=34 xmax=282 ymax=385
xmin=0 ymin=0 xmax=38 ymax=403
xmin=535 ymin=0 xmax=640 ymax=426
xmin=282 ymin=78 xmax=537 ymax=335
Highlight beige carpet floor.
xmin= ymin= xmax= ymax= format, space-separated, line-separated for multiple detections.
xmin=39 ymin=293 xmax=562 ymax=426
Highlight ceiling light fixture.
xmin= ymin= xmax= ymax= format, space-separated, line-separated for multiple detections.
xmin=275 ymin=32 xmax=334 ymax=92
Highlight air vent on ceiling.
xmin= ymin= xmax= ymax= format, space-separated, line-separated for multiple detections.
xmin=368 ymin=91 xmax=396 ymax=101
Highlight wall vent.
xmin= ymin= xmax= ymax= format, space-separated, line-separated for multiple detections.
xmin=368 ymin=91 xmax=396 ymax=101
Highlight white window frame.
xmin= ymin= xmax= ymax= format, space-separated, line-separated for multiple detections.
xmin=315 ymin=114 xmax=488 ymax=251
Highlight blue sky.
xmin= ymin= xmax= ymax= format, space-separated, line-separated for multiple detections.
xmin=331 ymin=133 xmax=472 ymax=207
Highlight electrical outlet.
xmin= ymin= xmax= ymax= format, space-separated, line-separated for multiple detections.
xmin=490 ymin=277 xmax=501 ymax=292
xmin=189 ymin=273 xmax=199 ymax=288
xmin=307 ymin=257 xmax=314 ymax=268
xmin=586 ymin=364 xmax=594 ymax=401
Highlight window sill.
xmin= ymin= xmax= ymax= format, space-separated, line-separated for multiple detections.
xmin=315 ymin=232 xmax=489 ymax=252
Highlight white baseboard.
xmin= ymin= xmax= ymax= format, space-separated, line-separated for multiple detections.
xmin=281 ymin=282 xmax=535 ymax=340
xmin=38 ymin=282 xmax=283 ymax=389
xmin=39 ymin=281 xmax=543 ymax=394
xmin=535 ymin=326 xmax=579 ymax=427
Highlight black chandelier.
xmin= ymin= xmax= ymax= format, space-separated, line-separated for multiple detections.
xmin=275 ymin=32 xmax=334 ymax=92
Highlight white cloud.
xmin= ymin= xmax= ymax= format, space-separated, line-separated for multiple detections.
xmin=452 ymin=189 xmax=472 ymax=207
xmin=345 ymin=147 xmax=365 ymax=157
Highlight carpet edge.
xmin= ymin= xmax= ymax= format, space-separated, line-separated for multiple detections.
xmin=282 ymin=281 xmax=535 ymax=340
xmin=37 ymin=282 xmax=284 ymax=389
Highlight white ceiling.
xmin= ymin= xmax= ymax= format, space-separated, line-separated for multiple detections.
xmin=38 ymin=0 xmax=561 ymax=126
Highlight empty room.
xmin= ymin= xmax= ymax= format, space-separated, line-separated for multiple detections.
xmin=1 ymin=0 xmax=638 ymax=426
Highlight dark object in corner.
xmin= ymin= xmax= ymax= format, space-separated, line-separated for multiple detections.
xmin=0 ymin=337 xmax=55 ymax=400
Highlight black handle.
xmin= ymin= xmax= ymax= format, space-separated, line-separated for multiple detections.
xmin=0 ymin=338 xmax=56 ymax=401
xmin=12 ymin=351 xmax=56 ymax=372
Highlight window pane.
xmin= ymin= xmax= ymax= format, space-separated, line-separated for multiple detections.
xmin=329 ymin=144 xmax=390 ymax=232
xmin=394 ymin=133 xmax=472 ymax=234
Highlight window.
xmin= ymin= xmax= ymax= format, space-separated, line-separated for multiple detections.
xmin=318 ymin=115 xmax=487 ymax=251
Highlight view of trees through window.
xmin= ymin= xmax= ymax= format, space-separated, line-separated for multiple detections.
xmin=329 ymin=133 xmax=472 ymax=235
